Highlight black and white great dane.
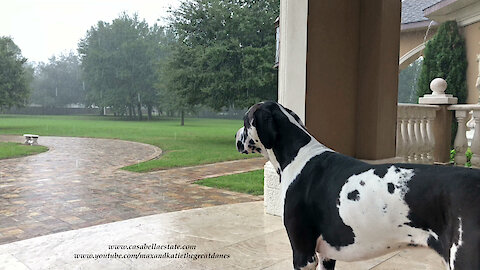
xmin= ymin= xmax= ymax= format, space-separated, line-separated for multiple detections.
xmin=235 ymin=101 xmax=480 ymax=270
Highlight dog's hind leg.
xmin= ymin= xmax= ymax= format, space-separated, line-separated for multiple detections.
xmin=319 ymin=257 xmax=336 ymax=270
xmin=448 ymin=220 xmax=480 ymax=270
xmin=428 ymin=217 xmax=480 ymax=270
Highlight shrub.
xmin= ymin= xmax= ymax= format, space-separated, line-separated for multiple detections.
xmin=417 ymin=21 xmax=468 ymax=146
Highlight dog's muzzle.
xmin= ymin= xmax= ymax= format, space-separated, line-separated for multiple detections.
xmin=236 ymin=127 xmax=248 ymax=154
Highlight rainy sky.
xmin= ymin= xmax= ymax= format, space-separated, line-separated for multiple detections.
xmin=0 ymin=0 xmax=181 ymax=63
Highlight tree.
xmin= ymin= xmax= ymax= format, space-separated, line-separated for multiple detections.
xmin=78 ymin=13 xmax=167 ymax=120
xmin=0 ymin=37 xmax=32 ymax=110
xmin=164 ymin=0 xmax=279 ymax=121
xmin=417 ymin=21 xmax=468 ymax=145
xmin=30 ymin=53 xmax=85 ymax=107
xmin=417 ymin=21 xmax=467 ymax=103
xmin=162 ymin=43 xmax=205 ymax=125
xmin=398 ymin=58 xmax=422 ymax=104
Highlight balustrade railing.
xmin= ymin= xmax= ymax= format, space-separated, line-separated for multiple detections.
xmin=396 ymin=104 xmax=439 ymax=164
xmin=448 ymin=105 xmax=480 ymax=167
xmin=396 ymin=78 xmax=480 ymax=167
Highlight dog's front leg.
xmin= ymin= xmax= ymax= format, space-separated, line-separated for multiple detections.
xmin=284 ymin=217 xmax=317 ymax=269
xmin=284 ymin=204 xmax=326 ymax=269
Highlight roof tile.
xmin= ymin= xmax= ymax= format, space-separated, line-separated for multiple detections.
xmin=402 ymin=0 xmax=443 ymax=24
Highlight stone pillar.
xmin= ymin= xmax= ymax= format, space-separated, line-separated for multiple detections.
xmin=277 ymin=0 xmax=308 ymax=122
xmin=419 ymin=78 xmax=458 ymax=163
xmin=263 ymin=161 xmax=281 ymax=216
xmin=304 ymin=0 xmax=401 ymax=159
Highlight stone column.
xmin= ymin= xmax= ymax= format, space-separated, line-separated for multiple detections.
xmin=304 ymin=0 xmax=401 ymax=159
xmin=419 ymin=78 xmax=458 ymax=163
xmin=263 ymin=161 xmax=281 ymax=216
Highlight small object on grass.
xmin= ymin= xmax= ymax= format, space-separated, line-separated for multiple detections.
xmin=23 ymin=134 xmax=39 ymax=145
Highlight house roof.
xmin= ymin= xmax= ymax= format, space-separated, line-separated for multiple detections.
xmin=402 ymin=0 xmax=443 ymax=24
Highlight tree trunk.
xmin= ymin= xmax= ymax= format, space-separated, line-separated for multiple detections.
xmin=137 ymin=103 xmax=143 ymax=121
xmin=147 ymin=105 xmax=152 ymax=120
xmin=181 ymin=110 xmax=184 ymax=126
xmin=128 ymin=106 xmax=133 ymax=118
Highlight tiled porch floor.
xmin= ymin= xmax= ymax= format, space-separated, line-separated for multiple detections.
xmin=0 ymin=136 xmax=264 ymax=245
xmin=0 ymin=202 xmax=446 ymax=270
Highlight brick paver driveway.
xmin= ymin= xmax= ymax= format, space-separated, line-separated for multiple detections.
xmin=0 ymin=136 xmax=264 ymax=245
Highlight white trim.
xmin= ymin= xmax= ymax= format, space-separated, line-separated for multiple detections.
xmin=458 ymin=12 xmax=480 ymax=26
xmin=399 ymin=43 xmax=425 ymax=71
xmin=278 ymin=0 xmax=308 ymax=123
xmin=425 ymin=0 xmax=480 ymax=27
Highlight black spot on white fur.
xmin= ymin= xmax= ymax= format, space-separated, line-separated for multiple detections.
xmin=347 ymin=190 xmax=360 ymax=201
xmin=387 ymin=183 xmax=395 ymax=194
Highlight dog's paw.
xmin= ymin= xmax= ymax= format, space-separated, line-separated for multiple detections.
xmin=299 ymin=255 xmax=318 ymax=270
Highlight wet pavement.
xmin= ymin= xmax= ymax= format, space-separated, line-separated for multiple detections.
xmin=0 ymin=202 xmax=446 ymax=270
xmin=0 ymin=135 xmax=264 ymax=245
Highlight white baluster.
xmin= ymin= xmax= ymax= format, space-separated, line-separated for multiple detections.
xmin=413 ymin=109 xmax=423 ymax=163
xmin=412 ymin=109 xmax=422 ymax=163
xmin=419 ymin=112 xmax=429 ymax=163
xmin=454 ymin=110 xmax=468 ymax=166
xmin=407 ymin=112 xmax=417 ymax=163
xmin=400 ymin=109 xmax=409 ymax=161
xmin=426 ymin=109 xmax=436 ymax=163
xmin=470 ymin=110 xmax=480 ymax=167
xmin=396 ymin=108 xmax=403 ymax=158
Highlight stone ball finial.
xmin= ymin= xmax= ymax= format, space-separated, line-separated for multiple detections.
xmin=430 ymin=78 xmax=447 ymax=95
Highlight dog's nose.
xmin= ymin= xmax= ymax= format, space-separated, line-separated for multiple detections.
xmin=236 ymin=127 xmax=247 ymax=153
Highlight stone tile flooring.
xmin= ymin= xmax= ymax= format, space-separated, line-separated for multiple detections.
xmin=0 ymin=136 xmax=264 ymax=245
xmin=0 ymin=202 xmax=446 ymax=270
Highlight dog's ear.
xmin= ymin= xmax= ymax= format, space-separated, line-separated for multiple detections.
xmin=253 ymin=108 xmax=277 ymax=149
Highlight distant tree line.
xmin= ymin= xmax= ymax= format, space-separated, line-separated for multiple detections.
xmin=1 ymin=0 xmax=279 ymax=123
xmin=30 ymin=53 xmax=85 ymax=107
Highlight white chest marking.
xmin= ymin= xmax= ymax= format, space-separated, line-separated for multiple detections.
xmin=280 ymin=139 xmax=331 ymax=217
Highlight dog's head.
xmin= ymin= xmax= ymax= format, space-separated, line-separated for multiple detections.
xmin=235 ymin=101 xmax=305 ymax=157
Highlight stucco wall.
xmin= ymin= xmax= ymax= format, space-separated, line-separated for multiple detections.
xmin=463 ymin=21 xmax=480 ymax=104
xmin=399 ymin=28 xmax=437 ymax=60
xmin=305 ymin=0 xmax=360 ymax=156
xmin=400 ymin=22 xmax=480 ymax=104
xmin=305 ymin=0 xmax=400 ymax=159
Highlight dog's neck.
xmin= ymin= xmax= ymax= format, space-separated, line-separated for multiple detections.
xmin=255 ymin=103 xmax=332 ymax=174
xmin=265 ymin=129 xmax=331 ymax=175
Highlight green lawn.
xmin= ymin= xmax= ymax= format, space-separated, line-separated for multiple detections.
xmin=0 ymin=142 xmax=48 ymax=160
xmin=196 ymin=169 xmax=264 ymax=195
xmin=0 ymin=115 xmax=255 ymax=172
